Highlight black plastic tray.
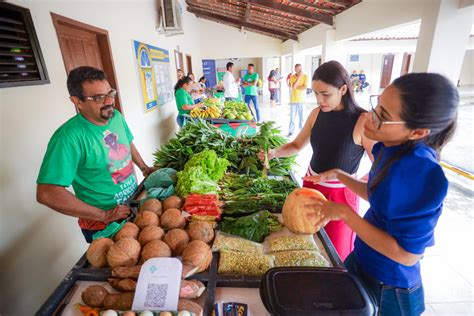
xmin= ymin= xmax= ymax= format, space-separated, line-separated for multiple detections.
xmin=260 ymin=267 xmax=376 ymax=316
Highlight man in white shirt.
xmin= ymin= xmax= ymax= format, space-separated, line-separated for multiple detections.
xmin=223 ymin=62 xmax=238 ymax=101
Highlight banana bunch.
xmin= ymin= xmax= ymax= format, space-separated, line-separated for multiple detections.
xmin=190 ymin=105 xmax=222 ymax=119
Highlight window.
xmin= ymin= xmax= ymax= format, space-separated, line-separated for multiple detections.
xmin=0 ymin=2 xmax=49 ymax=88
xmin=350 ymin=55 xmax=359 ymax=62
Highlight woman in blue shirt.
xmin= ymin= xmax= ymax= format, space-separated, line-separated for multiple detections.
xmin=304 ymin=73 xmax=458 ymax=315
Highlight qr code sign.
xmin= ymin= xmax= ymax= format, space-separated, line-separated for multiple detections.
xmin=144 ymin=283 xmax=168 ymax=308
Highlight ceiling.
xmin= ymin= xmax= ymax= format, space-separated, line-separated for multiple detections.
xmin=186 ymin=0 xmax=362 ymax=41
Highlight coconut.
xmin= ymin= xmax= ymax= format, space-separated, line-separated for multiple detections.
xmin=87 ymin=238 xmax=114 ymax=268
xmin=134 ymin=210 xmax=159 ymax=229
xmin=140 ymin=199 xmax=162 ymax=216
xmin=141 ymin=240 xmax=172 ymax=262
xmin=282 ymin=187 xmax=326 ymax=234
xmin=107 ymin=237 xmax=141 ymax=267
xmin=164 ymin=229 xmax=190 ymax=255
xmin=114 ymin=222 xmax=139 ymax=241
xmin=187 ymin=221 xmax=214 ymax=244
xmin=160 ymin=208 xmax=186 ymax=229
xmin=138 ymin=225 xmax=165 ymax=246
xmin=81 ymin=285 xmax=109 ymax=307
xmin=163 ymin=196 xmax=184 ymax=211
xmin=182 ymin=240 xmax=212 ymax=273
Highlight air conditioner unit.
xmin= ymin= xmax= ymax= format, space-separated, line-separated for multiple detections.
xmin=157 ymin=0 xmax=183 ymax=36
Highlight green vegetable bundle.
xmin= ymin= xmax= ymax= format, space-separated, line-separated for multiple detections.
xmin=175 ymin=150 xmax=229 ymax=196
xmin=153 ymin=120 xmax=296 ymax=176
xmin=221 ymin=210 xmax=282 ymax=242
xmin=220 ymin=173 xmax=298 ymax=215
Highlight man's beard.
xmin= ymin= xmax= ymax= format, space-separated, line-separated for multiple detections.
xmin=100 ymin=104 xmax=115 ymax=120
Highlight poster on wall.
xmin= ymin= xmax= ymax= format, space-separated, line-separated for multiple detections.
xmin=134 ymin=40 xmax=173 ymax=112
xmin=202 ymin=59 xmax=217 ymax=88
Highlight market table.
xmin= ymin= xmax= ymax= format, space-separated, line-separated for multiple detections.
xmin=37 ymin=172 xmax=348 ymax=316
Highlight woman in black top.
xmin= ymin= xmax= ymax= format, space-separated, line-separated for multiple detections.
xmin=263 ymin=61 xmax=375 ymax=260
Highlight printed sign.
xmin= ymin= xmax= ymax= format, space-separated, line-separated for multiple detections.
xmin=132 ymin=258 xmax=182 ymax=311
xmin=134 ymin=41 xmax=174 ymax=112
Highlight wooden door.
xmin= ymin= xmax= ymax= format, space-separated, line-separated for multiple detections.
xmin=380 ymin=54 xmax=394 ymax=88
xmin=54 ymin=24 xmax=103 ymax=70
xmin=400 ymin=53 xmax=412 ymax=76
xmin=52 ymin=13 xmax=122 ymax=112
xmin=186 ymin=54 xmax=192 ymax=75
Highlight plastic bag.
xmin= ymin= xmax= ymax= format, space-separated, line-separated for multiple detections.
xmin=218 ymin=249 xmax=275 ymax=275
xmin=266 ymin=235 xmax=319 ymax=253
xmin=144 ymin=168 xmax=177 ymax=190
xmin=147 ymin=185 xmax=175 ymax=200
xmin=212 ymin=231 xmax=264 ymax=254
xmin=273 ymin=250 xmax=330 ymax=267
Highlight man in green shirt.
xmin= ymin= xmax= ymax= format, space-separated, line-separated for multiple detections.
xmin=37 ymin=66 xmax=155 ymax=242
xmin=242 ymin=63 xmax=260 ymax=121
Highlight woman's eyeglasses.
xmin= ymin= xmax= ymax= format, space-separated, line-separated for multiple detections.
xmin=369 ymin=95 xmax=405 ymax=130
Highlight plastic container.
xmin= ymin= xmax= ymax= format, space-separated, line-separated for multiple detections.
xmin=260 ymin=267 xmax=375 ymax=316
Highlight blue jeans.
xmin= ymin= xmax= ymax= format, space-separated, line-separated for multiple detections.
xmin=81 ymin=229 xmax=99 ymax=243
xmin=275 ymin=88 xmax=281 ymax=104
xmin=345 ymin=253 xmax=425 ymax=316
xmin=244 ymin=94 xmax=260 ymax=121
xmin=289 ymin=103 xmax=303 ymax=134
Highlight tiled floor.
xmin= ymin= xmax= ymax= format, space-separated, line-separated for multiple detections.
xmin=256 ymin=89 xmax=474 ymax=316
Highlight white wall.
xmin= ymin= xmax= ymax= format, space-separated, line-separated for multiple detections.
xmin=459 ymin=49 xmax=474 ymax=86
xmin=215 ymin=57 xmax=259 ymax=80
xmin=0 ymin=1 xmax=282 ymax=314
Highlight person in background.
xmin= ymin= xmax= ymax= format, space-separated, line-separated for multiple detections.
xmin=288 ymin=64 xmax=308 ymax=137
xmin=174 ymin=76 xmax=202 ymax=127
xmin=350 ymin=70 xmax=359 ymax=81
xmin=358 ymin=70 xmax=369 ymax=92
xmin=223 ymin=62 xmax=239 ymax=101
xmin=257 ymin=77 xmax=264 ymax=96
xmin=36 ymin=66 xmax=155 ymax=243
xmin=260 ymin=61 xmax=375 ymax=260
xmin=242 ymin=64 xmax=260 ymax=121
xmin=350 ymin=70 xmax=360 ymax=92
xmin=286 ymin=71 xmax=293 ymax=96
xmin=198 ymin=76 xmax=207 ymax=95
xmin=268 ymin=69 xmax=278 ymax=107
xmin=177 ymin=69 xmax=184 ymax=81
xmin=306 ymin=73 xmax=458 ymax=315
xmin=188 ymin=73 xmax=205 ymax=104
xmin=274 ymin=67 xmax=283 ymax=105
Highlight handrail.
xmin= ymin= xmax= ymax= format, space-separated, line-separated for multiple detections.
xmin=440 ymin=161 xmax=474 ymax=180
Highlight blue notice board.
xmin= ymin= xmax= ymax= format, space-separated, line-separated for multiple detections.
xmin=202 ymin=59 xmax=217 ymax=88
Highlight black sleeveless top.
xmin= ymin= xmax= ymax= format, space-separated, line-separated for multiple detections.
xmin=310 ymin=108 xmax=365 ymax=174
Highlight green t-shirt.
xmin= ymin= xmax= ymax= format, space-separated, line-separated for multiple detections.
xmin=243 ymin=73 xmax=259 ymax=96
xmin=175 ymin=88 xmax=194 ymax=115
xmin=37 ymin=110 xmax=138 ymax=229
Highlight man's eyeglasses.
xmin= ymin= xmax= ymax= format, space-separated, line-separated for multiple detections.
xmin=369 ymin=95 xmax=405 ymax=130
xmin=81 ymin=89 xmax=117 ymax=104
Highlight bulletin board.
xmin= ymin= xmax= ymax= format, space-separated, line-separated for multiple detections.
xmin=134 ymin=40 xmax=174 ymax=112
